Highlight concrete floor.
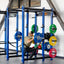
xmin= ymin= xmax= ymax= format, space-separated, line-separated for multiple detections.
xmin=0 ymin=55 xmax=64 ymax=64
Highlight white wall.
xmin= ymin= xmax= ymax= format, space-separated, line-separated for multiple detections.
xmin=52 ymin=0 xmax=64 ymax=21
xmin=0 ymin=0 xmax=64 ymax=56
xmin=51 ymin=0 xmax=64 ymax=56
xmin=0 ymin=0 xmax=9 ymax=40
xmin=0 ymin=0 xmax=9 ymax=22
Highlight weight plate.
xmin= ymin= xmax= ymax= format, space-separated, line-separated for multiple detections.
xmin=44 ymin=42 xmax=52 ymax=51
xmin=49 ymin=36 xmax=57 ymax=46
xmin=34 ymin=44 xmax=38 ymax=48
xmin=34 ymin=33 xmax=43 ymax=43
xmin=38 ymin=44 xmax=41 ymax=49
xmin=15 ymin=31 xmax=22 ymax=41
xmin=49 ymin=48 xmax=57 ymax=58
xmin=31 ymin=24 xmax=38 ymax=33
xmin=49 ymin=24 xmax=57 ymax=34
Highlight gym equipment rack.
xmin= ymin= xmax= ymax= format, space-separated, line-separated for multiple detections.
xmin=0 ymin=6 xmax=56 ymax=63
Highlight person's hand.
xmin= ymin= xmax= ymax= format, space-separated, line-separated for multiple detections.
xmin=27 ymin=39 xmax=30 ymax=43
xmin=32 ymin=36 xmax=34 ymax=39
xmin=20 ymin=39 xmax=22 ymax=42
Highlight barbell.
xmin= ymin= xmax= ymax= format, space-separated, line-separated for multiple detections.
xmin=14 ymin=32 xmax=57 ymax=46
xmin=14 ymin=32 xmax=43 ymax=43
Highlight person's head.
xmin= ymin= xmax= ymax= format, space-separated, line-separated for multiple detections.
xmin=29 ymin=31 xmax=34 ymax=37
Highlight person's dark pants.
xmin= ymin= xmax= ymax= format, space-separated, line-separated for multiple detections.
xmin=20 ymin=47 xmax=37 ymax=58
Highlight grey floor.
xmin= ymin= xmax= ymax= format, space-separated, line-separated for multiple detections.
xmin=0 ymin=55 xmax=64 ymax=64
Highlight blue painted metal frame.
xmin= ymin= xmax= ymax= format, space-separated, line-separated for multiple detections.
xmin=26 ymin=12 xmax=29 ymax=36
xmin=42 ymin=8 xmax=45 ymax=61
xmin=22 ymin=6 xmax=25 ymax=63
xmin=35 ymin=12 xmax=37 ymax=34
xmin=4 ymin=15 xmax=7 ymax=52
xmin=51 ymin=9 xmax=53 ymax=25
xmin=35 ymin=12 xmax=37 ymax=58
xmin=16 ymin=12 xmax=19 ymax=55
xmin=6 ymin=8 xmax=9 ymax=60
xmin=4 ymin=6 xmax=54 ymax=62
xmin=26 ymin=12 xmax=29 ymax=59
xmin=50 ymin=8 xmax=53 ymax=60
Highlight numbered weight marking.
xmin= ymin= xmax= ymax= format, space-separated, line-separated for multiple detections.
xmin=49 ymin=36 xmax=57 ymax=46
xmin=31 ymin=24 xmax=38 ymax=33
xmin=15 ymin=31 xmax=22 ymax=41
xmin=49 ymin=48 xmax=57 ymax=58
xmin=49 ymin=24 xmax=57 ymax=34
xmin=34 ymin=33 xmax=43 ymax=43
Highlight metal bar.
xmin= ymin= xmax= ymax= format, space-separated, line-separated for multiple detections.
xmin=9 ymin=52 xmax=17 ymax=54
xmin=35 ymin=12 xmax=37 ymax=34
xmin=29 ymin=0 xmax=31 ymax=7
xmin=0 ymin=8 xmax=56 ymax=14
xmin=0 ymin=48 xmax=5 ymax=49
xmin=26 ymin=12 xmax=29 ymax=59
xmin=9 ymin=55 xmax=21 ymax=58
xmin=50 ymin=9 xmax=53 ymax=36
xmin=4 ymin=15 xmax=7 ymax=52
xmin=18 ymin=0 xmax=20 ymax=8
xmin=9 ymin=54 xmax=30 ymax=58
xmin=55 ymin=56 xmax=64 ymax=59
xmin=0 ymin=11 xmax=6 ymax=14
xmin=35 ymin=12 xmax=37 ymax=58
xmin=9 ymin=49 xmax=21 ymax=52
xmin=8 ymin=7 xmax=56 ymax=13
xmin=0 ymin=53 xmax=6 ymax=55
xmin=9 ymin=42 xmax=16 ymax=44
xmin=24 ymin=7 xmax=55 ymax=12
xmin=0 ymin=48 xmax=20 ymax=52
xmin=0 ymin=41 xmax=5 ymax=42
xmin=0 ymin=51 xmax=5 ymax=52
xmin=50 ymin=9 xmax=53 ymax=60
xmin=0 ymin=43 xmax=5 ymax=44
xmin=0 ymin=42 xmax=16 ymax=44
xmin=26 ymin=12 xmax=29 ymax=36
xmin=16 ymin=12 xmax=19 ymax=55
xmin=51 ymin=9 xmax=53 ymax=25
xmin=22 ymin=6 xmax=25 ymax=64
xmin=42 ymin=8 xmax=45 ymax=61
xmin=0 ymin=11 xmax=17 ymax=14
xmin=0 ymin=41 xmax=16 ymax=43
xmin=6 ymin=8 xmax=9 ymax=61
